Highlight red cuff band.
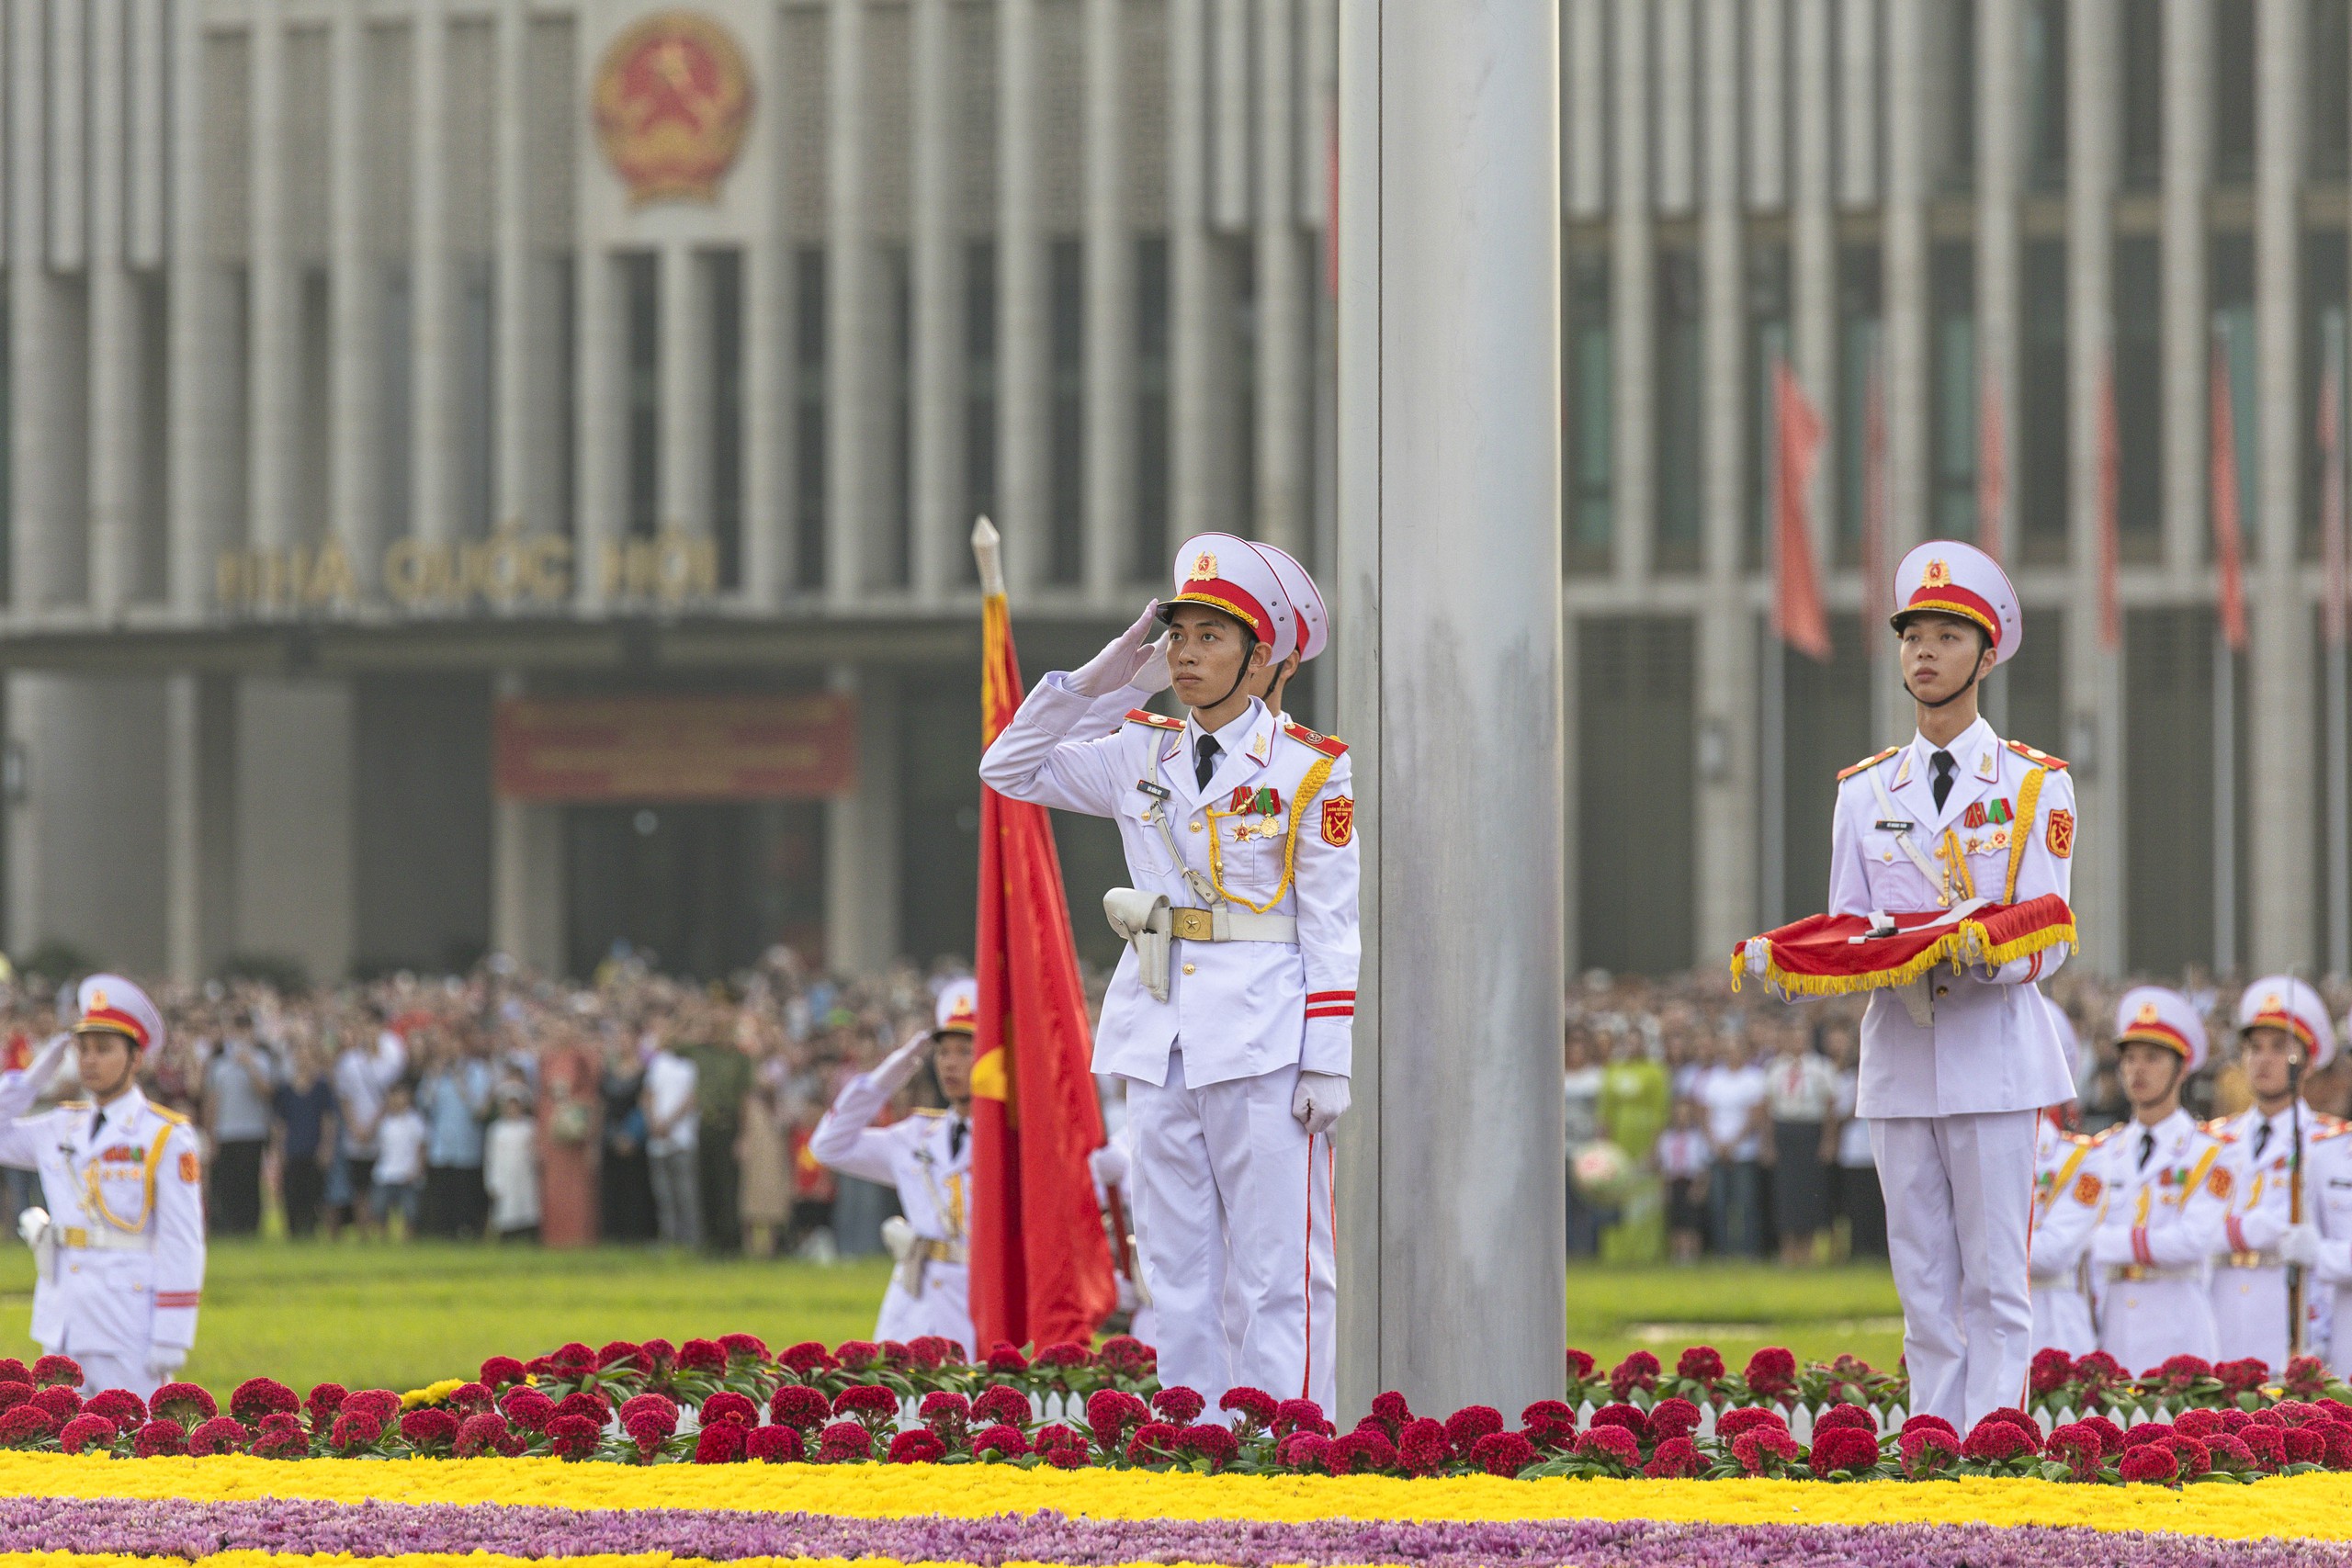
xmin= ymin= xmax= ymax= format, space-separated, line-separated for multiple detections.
xmin=1306 ymin=990 xmax=1355 ymax=1004
xmin=2226 ymin=1217 xmax=2247 ymax=1253
xmin=1305 ymin=1008 xmax=1354 ymax=1021
xmin=2132 ymin=1227 xmax=2152 ymax=1267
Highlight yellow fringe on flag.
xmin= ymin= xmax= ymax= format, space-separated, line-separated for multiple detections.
xmin=1730 ymin=919 xmax=2077 ymax=998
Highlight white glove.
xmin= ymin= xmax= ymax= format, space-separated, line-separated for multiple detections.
xmin=145 ymin=1346 xmax=187 ymax=1383
xmin=15 ymin=1206 xmax=46 ymax=1250
xmin=880 ymin=1214 xmax=915 ymax=1262
xmin=1292 ymin=1071 xmax=1351 ymax=1138
xmin=1088 ymin=1143 xmax=1130 ymax=1188
xmin=2280 ymin=1222 xmax=2324 ymax=1269
xmin=874 ymin=1032 xmax=933 ymax=1091
xmin=1069 ymin=603 xmax=1164 ymax=697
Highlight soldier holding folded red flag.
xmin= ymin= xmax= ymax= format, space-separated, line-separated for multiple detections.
xmin=980 ymin=534 xmax=1358 ymax=1413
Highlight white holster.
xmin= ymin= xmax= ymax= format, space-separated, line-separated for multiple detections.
xmin=1105 ymin=888 xmax=1174 ymax=1002
xmin=880 ymin=1214 xmax=924 ymax=1299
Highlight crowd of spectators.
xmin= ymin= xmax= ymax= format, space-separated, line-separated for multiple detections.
xmin=0 ymin=947 xmax=988 ymax=1258
xmin=1565 ymin=966 xmax=2352 ymax=1268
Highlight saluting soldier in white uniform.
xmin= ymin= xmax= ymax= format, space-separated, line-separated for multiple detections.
xmin=0 ymin=976 xmax=204 ymax=1399
xmin=980 ymin=534 xmax=1357 ymax=1413
xmin=1826 ymin=541 xmax=2077 ymax=1431
xmin=2087 ymin=986 xmax=2231 ymax=1375
xmin=808 ymin=980 xmax=983 ymax=1356
xmin=2211 ymin=978 xmax=2337 ymax=1370
xmin=2030 ymin=1105 xmax=2102 ymax=1357
xmin=2278 ymin=1043 xmax=2352 ymax=1374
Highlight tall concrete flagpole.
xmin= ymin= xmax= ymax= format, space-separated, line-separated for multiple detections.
xmin=1333 ymin=0 xmax=1566 ymax=1417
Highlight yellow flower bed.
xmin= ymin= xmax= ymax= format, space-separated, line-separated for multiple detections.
xmin=0 ymin=1453 xmax=2345 ymax=1541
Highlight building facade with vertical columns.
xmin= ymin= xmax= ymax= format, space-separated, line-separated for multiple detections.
xmin=1 ymin=0 xmax=2348 ymax=988
xmin=1566 ymin=0 xmax=2352 ymax=986
xmin=0 ymin=0 xmax=1337 ymax=984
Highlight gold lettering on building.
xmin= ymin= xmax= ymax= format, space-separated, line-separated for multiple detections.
xmin=213 ymin=525 xmax=718 ymax=616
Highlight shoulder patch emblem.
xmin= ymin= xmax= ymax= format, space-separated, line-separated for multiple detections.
xmin=178 ymin=1150 xmax=200 ymax=1184
xmin=1283 ymin=719 xmax=1348 ymax=758
xmin=1125 ymin=708 xmax=1184 ymax=731
xmin=1320 ymin=795 xmax=1355 ymax=848
xmin=2047 ymin=808 xmax=2075 ymax=860
xmin=2006 ymin=738 xmax=2070 ymax=771
xmin=2073 ymin=1171 xmax=2103 ymax=1206
xmin=1837 ymin=746 xmax=1903 ymax=782
xmin=2206 ymin=1165 xmax=2233 ymax=1201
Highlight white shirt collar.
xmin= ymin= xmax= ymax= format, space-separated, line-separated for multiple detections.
xmin=85 ymin=1086 xmax=148 ymax=1144
xmin=1910 ymin=716 xmax=1996 ymax=779
xmin=1185 ymin=697 xmax=1268 ymax=754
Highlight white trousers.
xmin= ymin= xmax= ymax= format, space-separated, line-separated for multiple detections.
xmin=874 ymin=1260 xmax=973 ymax=1361
xmin=2030 ymin=1275 xmax=2097 ymax=1359
xmin=68 ymin=1351 xmax=157 ymax=1402
xmin=2101 ymin=1272 xmax=2216 ymax=1376
xmin=1127 ymin=1051 xmax=1336 ymax=1414
xmin=1871 ymin=1111 xmax=2035 ymax=1432
xmin=2212 ymin=1263 xmax=2292 ymax=1371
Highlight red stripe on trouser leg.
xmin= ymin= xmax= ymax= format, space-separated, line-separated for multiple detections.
xmin=1300 ymin=1130 xmax=1314 ymax=1399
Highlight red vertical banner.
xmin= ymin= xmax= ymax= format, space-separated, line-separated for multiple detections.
xmin=1977 ymin=363 xmax=2006 ymax=563
xmin=1860 ymin=358 xmax=1888 ymax=657
xmin=1773 ymin=359 xmax=1833 ymax=662
xmin=2210 ymin=339 xmax=2250 ymax=653
xmin=2098 ymin=361 xmax=2122 ymax=652
xmin=968 ymin=593 xmax=1118 ymax=1353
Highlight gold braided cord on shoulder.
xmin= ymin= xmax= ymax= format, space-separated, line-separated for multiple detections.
xmin=2003 ymin=766 xmax=2047 ymax=904
xmin=1203 ymin=755 xmax=1336 ymax=914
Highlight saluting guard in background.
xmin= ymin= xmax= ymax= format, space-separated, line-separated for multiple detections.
xmin=2089 ymin=987 xmax=2231 ymax=1375
xmin=0 ymin=976 xmax=205 ymax=1398
xmin=2030 ymin=1100 xmax=2102 ymax=1358
xmin=2211 ymin=978 xmax=2337 ymax=1369
xmin=980 ymin=534 xmax=1357 ymax=1412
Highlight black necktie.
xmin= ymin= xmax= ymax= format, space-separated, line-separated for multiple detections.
xmin=2138 ymin=1129 xmax=2155 ymax=1170
xmin=1931 ymin=750 xmax=1957 ymax=812
xmin=1195 ymin=736 xmax=1221 ymax=790
xmin=2254 ymin=1121 xmax=2271 ymax=1160
xmin=950 ymin=1118 xmax=967 ymax=1160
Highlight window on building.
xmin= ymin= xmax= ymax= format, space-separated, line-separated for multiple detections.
xmin=1654 ymin=247 xmax=1702 ymax=574
xmin=552 ymin=255 xmax=577 ymax=543
xmin=876 ymin=244 xmax=912 ymax=591
xmin=1135 ymin=235 xmax=1170 ymax=582
xmin=2022 ymin=240 xmax=2069 ymax=561
xmin=964 ymin=241 xmax=997 ymax=584
xmin=1565 ymin=243 xmax=1612 ymax=574
xmin=2024 ymin=0 xmax=2069 ymax=192
xmin=2213 ymin=0 xmax=2257 ymax=185
xmin=2315 ymin=0 xmax=2351 ymax=182
xmin=1049 ymin=238 xmax=1084 ymax=586
xmin=2120 ymin=1 xmax=2164 ymax=191
xmin=138 ymin=275 xmax=170 ymax=600
xmin=2114 ymin=238 xmax=2163 ymax=559
xmin=707 ymin=248 xmax=744 ymax=592
xmin=1940 ymin=0 xmax=1979 ymax=194
xmin=1930 ymin=242 xmax=1978 ymax=545
xmin=1229 ymin=240 xmax=1258 ymax=535
xmin=2307 ymin=233 xmax=2348 ymax=562
xmin=459 ymin=259 xmax=494 ymax=539
xmin=624 ymin=253 xmax=660 ymax=540
xmin=1577 ymin=617 xmax=1697 ymax=973
xmin=1837 ymin=245 xmax=1883 ymax=571
xmin=2213 ymin=233 xmax=2256 ymax=561
xmin=0 ymin=272 xmax=10 ymax=604
xmin=1746 ymin=244 xmax=1789 ymax=572
xmin=794 ymin=247 xmax=826 ymax=589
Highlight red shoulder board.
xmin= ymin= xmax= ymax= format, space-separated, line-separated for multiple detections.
xmin=1125 ymin=708 xmax=1184 ymax=731
xmin=1836 ymin=746 xmax=1902 ymax=782
xmin=2006 ymin=738 xmax=2069 ymax=770
xmin=1283 ymin=720 xmax=1348 ymax=758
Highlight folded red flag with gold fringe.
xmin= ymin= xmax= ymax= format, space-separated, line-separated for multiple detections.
xmin=1731 ymin=893 xmax=2076 ymax=998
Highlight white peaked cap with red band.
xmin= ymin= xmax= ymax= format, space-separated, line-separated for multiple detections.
xmin=74 ymin=973 xmax=164 ymax=1055
xmin=2236 ymin=975 xmax=2336 ymax=1072
xmin=1161 ymin=533 xmax=1299 ymax=663
xmin=2113 ymin=985 xmax=2209 ymax=1075
xmin=1247 ymin=541 xmax=1328 ymax=664
xmin=1890 ymin=540 xmax=2023 ymax=667
xmin=934 ymin=976 xmax=979 ymax=1036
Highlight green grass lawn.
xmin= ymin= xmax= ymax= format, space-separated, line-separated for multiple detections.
xmin=0 ymin=1243 xmax=1905 ymax=1396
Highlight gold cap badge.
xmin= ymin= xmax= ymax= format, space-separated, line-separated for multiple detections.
xmin=1923 ymin=558 xmax=1951 ymax=590
xmin=1189 ymin=550 xmax=1218 ymax=581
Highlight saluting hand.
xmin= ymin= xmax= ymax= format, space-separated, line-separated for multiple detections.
xmin=1069 ymin=603 xmax=1166 ymax=698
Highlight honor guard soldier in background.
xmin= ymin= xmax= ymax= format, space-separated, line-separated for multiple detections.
xmin=808 ymin=978 xmax=985 ymax=1356
xmin=2278 ymin=1024 xmax=2352 ymax=1374
xmin=1827 ymin=540 xmax=2076 ymax=1430
xmin=2211 ymin=978 xmax=2336 ymax=1369
xmin=2030 ymin=1100 xmax=2102 ymax=1357
xmin=980 ymin=533 xmax=1357 ymax=1413
xmin=0 ymin=976 xmax=204 ymax=1398
xmin=2088 ymin=987 xmax=2231 ymax=1375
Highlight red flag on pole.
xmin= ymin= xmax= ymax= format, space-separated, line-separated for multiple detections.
xmin=1860 ymin=357 xmax=1888 ymax=658
xmin=1977 ymin=363 xmax=2005 ymax=563
xmin=2098 ymin=359 xmax=2122 ymax=652
xmin=2323 ymin=347 xmax=2346 ymax=649
xmin=1773 ymin=359 xmax=1833 ymax=662
xmin=968 ymin=563 xmax=1118 ymax=1354
xmin=2210 ymin=338 xmax=2250 ymax=653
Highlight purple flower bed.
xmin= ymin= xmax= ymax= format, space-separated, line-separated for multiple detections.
xmin=0 ymin=1495 xmax=2333 ymax=1567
